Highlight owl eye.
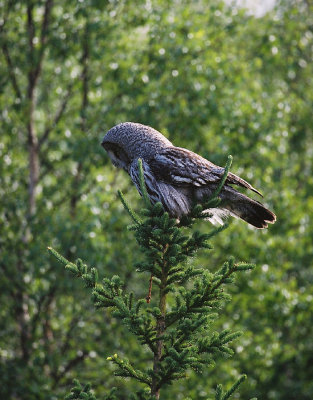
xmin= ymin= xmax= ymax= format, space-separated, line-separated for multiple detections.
xmin=108 ymin=150 xmax=117 ymax=159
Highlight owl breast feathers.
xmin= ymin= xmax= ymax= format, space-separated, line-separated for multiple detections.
xmin=101 ymin=122 xmax=276 ymax=229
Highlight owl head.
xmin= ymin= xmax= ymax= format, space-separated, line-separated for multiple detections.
xmin=101 ymin=122 xmax=172 ymax=170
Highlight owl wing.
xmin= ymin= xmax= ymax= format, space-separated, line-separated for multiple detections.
xmin=149 ymin=147 xmax=262 ymax=196
xmin=129 ymin=158 xmax=162 ymax=203
xmin=129 ymin=157 xmax=192 ymax=216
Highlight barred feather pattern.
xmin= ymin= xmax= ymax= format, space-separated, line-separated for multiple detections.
xmin=129 ymin=159 xmax=191 ymax=217
xmin=151 ymin=147 xmax=262 ymax=196
xmin=101 ymin=122 xmax=276 ymax=228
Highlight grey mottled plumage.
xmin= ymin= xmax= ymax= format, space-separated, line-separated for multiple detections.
xmin=101 ymin=122 xmax=276 ymax=228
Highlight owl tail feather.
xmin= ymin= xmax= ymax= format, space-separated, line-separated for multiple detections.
xmin=220 ymin=187 xmax=276 ymax=229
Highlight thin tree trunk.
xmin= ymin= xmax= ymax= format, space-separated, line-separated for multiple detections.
xmin=27 ymin=89 xmax=39 ymax=217
xmin=151 ymin=246 xmax=168 ymax=399
xmin=15 ymin=282 xmax=31 ymax=362
xmin=15 ymin=0 xmax=53 ymax=365
xmin=151 ymin=290 xmax=166 ymax=399
xmin=70 ymin=20 xmax=89 ymax=218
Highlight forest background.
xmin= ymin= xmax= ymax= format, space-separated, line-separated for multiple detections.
xmin=0 ymin=0 xmax=312 ymax=399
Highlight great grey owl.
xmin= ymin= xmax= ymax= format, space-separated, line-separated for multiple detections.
xmin=101 ymin=122 xmax=276 ymax=228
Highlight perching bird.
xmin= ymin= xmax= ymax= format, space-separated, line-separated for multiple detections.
xmin=101 ymin=122 xmax=276 ymax=228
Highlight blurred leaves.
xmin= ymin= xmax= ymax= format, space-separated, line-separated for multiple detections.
xmin=0 ymin=0 xmax=312 ymax=399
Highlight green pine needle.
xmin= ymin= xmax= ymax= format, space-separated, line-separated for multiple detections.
xmin=137 ymin=158 xmax=151 ymax=207
xmin=49 ymin=152 xmax=254 ymax=400
xmin=48 ymin=246 xmax=71 ymax=266
xmin=222 ymin=375 xmax=247 ymax=400
xmin=211 ymin=155 xmax=233 ymax=199
xmin=117 ymin=190 xmax=141 ymax=225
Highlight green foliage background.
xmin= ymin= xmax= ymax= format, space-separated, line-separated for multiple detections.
xmin=0 ymin=0 xmax=312 ymax=399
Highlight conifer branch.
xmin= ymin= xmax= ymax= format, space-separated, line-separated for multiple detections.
xmin=48 ymin=248 xmax=157 ymax=353
xmin=52 ymin=155 xmax=253 ymax=399
xmin=107 ymin=354 xmax=151 ymax=385
xmin=137 ymin=158 xmax=151 ymax=207
xmin=179 ymin=155 xmax=233 ymax=225
xmin=146 ymin=273 xmax=153 ymax=303
xmin=211 ymin=155 xmax=233 ymax=199
xmin=117 ymin=190 xmax=141 ymax=225
xmin=65 ymin=379 xmax=97 ymax=400
xmin=215 ymin=374 xmax=247 ymax=400
xmin=65 ymin=379 xmax=118 ymax=400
